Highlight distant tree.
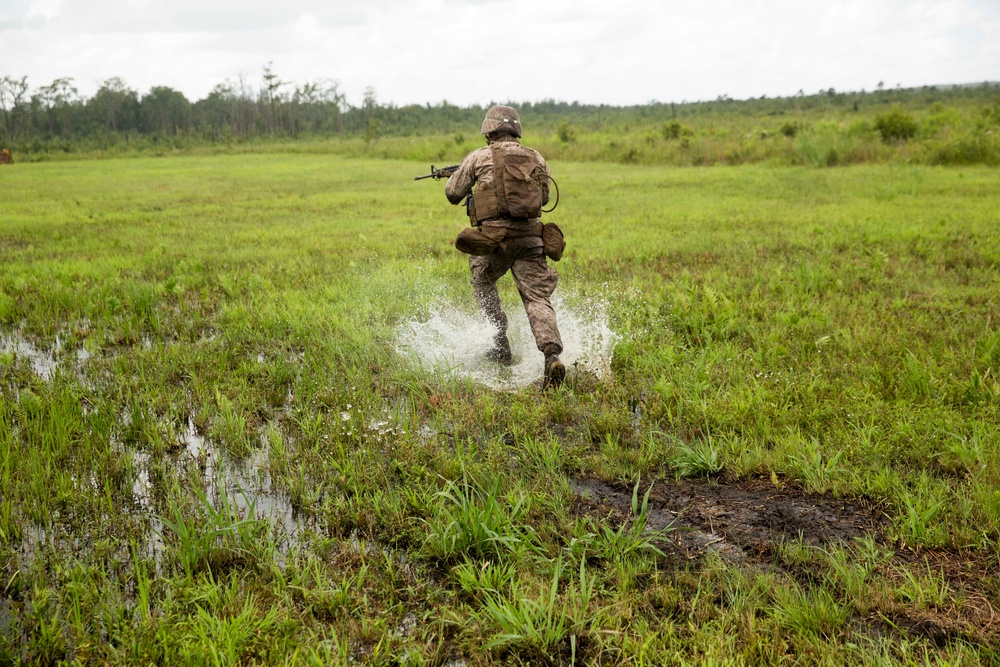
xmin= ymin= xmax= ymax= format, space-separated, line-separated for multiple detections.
xmin=779 ymin=121 xmax=799 ymax=138
xmin=0 ymin=76 xmax=30 ymax=140
xmin=141 ymin=86 xmax=191 ymax=135
xmin=323 ymin=81 xmax=346 ymax=134
xmin=89 ymin=77 xmax=139 ymax=132
xmin=260 ymin=62 xmax=287 ymax=134
xmin=292 ymin=79 xmax=345 ymax=134
xmin=363 ymin=87 xmax=378 ymax=120
xmin=35 ymin=77 xmax=80 ymax=136
xmin=362 ymin=86 xmax=380 ymax=142
xmin=200 ymin=75 xmax=257 ymax=137
xmin=557 ymin=120 xmax=576 ymax=143
xmin=291 ymin=80 xmax=322 ymax=135
xmin=233 ymin=75 xmax=256 ymax=136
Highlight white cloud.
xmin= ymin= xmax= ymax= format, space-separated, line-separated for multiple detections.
xmin=1 ymin=0 xmax=997 ymax=106
xmin=24 ymin=0 xmax=61 ymax=22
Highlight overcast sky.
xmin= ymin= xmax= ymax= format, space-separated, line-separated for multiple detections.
xmin=3 ymin=0 xmax=998 ymax=108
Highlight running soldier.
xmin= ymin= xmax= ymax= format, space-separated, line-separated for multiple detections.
xmin=443 ymin=105 xmax=565 ymax=389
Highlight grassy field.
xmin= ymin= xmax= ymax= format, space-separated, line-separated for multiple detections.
xmin=1 ymin=154 xmax=999 ymax=664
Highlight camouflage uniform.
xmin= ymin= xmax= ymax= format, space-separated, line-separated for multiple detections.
xmin=444 ymin=137 xmax=563 ymax=357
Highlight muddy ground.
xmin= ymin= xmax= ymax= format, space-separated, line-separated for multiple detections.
xmin=572 ymin=475 xmax=887 ymax=562
xmin=572 ymin=475 xmax=1000 ymax=647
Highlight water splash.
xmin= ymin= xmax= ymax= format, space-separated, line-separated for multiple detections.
xmin=395 ymin=293 xmax=619 ymax=390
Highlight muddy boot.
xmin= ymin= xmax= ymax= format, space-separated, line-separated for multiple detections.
xmin=486 ymin=332 xmax=513 ymax=366
xmin=542 ymin=345 xmax=565 ymax=390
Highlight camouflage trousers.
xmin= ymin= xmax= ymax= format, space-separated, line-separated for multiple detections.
xmin=469 ymin=237 xmax=562 ymax=355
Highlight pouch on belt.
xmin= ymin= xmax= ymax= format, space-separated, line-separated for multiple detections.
xmin=541 ymin=222 xmax=566 ymax=261
xmin=455 ymin=225 xmax=509 ymax=256
xmin=456 ymin=221 xmax=565 ymax=260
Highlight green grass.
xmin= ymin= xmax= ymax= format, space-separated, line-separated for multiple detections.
xmin=1 ymin=154 xmax=999 ymax=664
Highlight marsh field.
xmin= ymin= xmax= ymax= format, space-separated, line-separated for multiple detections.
xmin=2 ymin=154 xmax=999 ymax=665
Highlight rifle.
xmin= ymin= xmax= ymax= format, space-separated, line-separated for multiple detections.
xmin=413 ymin=164 xmax=459 ymax=181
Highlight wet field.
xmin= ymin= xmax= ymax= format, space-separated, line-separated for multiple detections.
xmin=2 ymin=155 xmax=999 ymax=663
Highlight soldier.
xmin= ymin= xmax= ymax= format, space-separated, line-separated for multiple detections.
xmin=443 ymin=105 xmax=565 ymax=389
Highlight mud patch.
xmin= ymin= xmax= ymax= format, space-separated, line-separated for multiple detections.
xmin=572 ymin=476 xmax=887 ymax=562
xmin=880 ymin=548 xmax=1000 ymax=645
xmin=573 ymin=476 xmax=1000 ymax=646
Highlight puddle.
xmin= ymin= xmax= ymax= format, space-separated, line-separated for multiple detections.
xmin=107 ymin=415 xmax=306 ymax=566
xmin=1 ymin=332 xmax=58 ymax=380
xmin=14 ymin=409 xmax=307 ymax=572
xmin=131 ymin=451 xmax=156 ymax=513
xmin=396 ymin=293 xmax=618 ymax=390
xmin=15 ymin=523 xmax=50 ymax=565
xmin=572 ymin=476 xmax=887 ymax=562
xmin=175 ymin=417 xmax=301 ymax=540
xmin=1 ymin=328 xmax=96 ymax=383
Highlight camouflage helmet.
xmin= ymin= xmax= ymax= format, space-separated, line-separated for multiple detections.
xmin=480 ymin=105 xmax=522 ymax=138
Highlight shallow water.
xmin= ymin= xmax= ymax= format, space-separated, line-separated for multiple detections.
xmin=1 ymin=327 xmax=96 ymax=384
xmin=175 ymin=417 xmax=300 ymax=539
xmin=395 ymin=292 xmax=619 ymax=389
xmin=114 ymin=416 xmax=303 ymax=566
xmin=1 ymin=332 xmax=58 ymax=381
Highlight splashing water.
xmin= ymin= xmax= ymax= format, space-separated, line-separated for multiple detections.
xmin=396 ymin=293 xmax=619 ymax=390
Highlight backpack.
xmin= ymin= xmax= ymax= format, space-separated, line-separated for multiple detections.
xmin=470 ymin=144 xmax=547 ymax=223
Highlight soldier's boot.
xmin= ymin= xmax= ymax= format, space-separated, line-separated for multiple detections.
xmin=542 ymin=344 xmax=565 ymax=390
xmin=487 ymin=332 xmax=513 ymax=366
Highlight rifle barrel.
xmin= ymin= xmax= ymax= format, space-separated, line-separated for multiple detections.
xmin=414 ymin=164 xmax=458 ymax=180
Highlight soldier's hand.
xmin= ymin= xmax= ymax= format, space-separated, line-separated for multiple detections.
xmin=437 ymin=168 xmax=455 ymax=179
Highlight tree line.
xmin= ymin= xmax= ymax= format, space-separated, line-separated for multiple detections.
xmin=0 ymin=65 xmax=494 ymax=146
xmin=1 ymin=65 xmax=997 ymax=151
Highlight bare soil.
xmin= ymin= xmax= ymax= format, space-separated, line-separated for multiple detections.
xmin=571 ymin=475 xmax=887 ymax=563
xmin=571 ymin=475 xmax=1000 ymax=647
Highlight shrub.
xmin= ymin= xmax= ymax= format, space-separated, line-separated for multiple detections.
xmin=780 ymin=121 xmax=799 ymax=138
xmin=929 ymin=134 xmax=1000 ymax=166
xmin=557 ymin=121 xmax=576 ymax=143
xmin=980 ymin=103 xmax=1000 ymax=128
xmin=874 ymin=109 xmax=918 ymax=142
xmin=662 ymin=121 xmax=682 ymax=140
xmin=670 ymin=439 xmax=723 ymax=478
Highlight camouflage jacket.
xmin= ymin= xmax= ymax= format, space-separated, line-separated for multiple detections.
xmin=445 ymin=137 xmax=551 ymax=227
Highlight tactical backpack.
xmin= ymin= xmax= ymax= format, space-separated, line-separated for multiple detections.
xmin=457 ymin=143 xmax=566 ymax=261
xmin=470 ymin=144 xmax=548 ymax=223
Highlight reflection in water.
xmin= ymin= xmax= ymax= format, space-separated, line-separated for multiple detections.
xmin=1 ymin=328 xmax=95 ymax=382
xmin=1 ymin=332 xmax=59 ymax=381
